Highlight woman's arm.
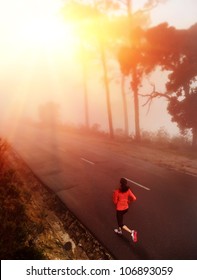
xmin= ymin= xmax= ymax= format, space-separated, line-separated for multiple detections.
xmin=129 ymin=189 xmax=136 ymax=202
xmin=113 ymin=190 xmax=119 ymax=205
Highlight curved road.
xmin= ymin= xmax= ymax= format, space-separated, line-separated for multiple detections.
xmin=5 ymin=125 xmax=197 ymax=260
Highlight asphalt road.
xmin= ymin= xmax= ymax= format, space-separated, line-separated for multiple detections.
xmin=4 ymin=125 xmax=197 ymax=260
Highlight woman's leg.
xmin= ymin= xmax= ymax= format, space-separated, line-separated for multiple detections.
xmin=116 ymin=210 xmax=137 ymax=242
xmin=122 ymin=225 xmax=132 ymax=233
xmin=116 ymin=209 xmax=128 ymax=228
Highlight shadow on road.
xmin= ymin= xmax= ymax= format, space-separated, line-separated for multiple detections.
xmin=115 ymin=234 xmax=150 ymax=260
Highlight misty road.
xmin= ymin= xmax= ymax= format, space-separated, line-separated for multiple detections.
xmin=5 ymin=125 xmax=197 ymax=260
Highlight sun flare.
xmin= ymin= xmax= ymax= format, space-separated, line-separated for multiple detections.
xmin=23 ymin=17 xmax=78 ymax=53
xmin=1 ymin=0 xmax=78 ymax=54
xmin=0 ymin=0 xmax=81 ymax=136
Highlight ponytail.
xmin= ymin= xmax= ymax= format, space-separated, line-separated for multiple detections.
xmin=119 ymin=178 xmax=129 ymax=193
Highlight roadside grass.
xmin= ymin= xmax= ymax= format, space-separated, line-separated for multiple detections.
xmin=59 ymin=123 xmax=197 ymax=158
xmin=0 ymin=138 xmax=46 ymax=260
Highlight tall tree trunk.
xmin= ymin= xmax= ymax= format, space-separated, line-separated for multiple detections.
xmin=100 ymin=42 xmax=114 ymax=139
xmin=127 ymin=0 xmax=141 ymax=141
xmin=82 ymin=56 xmax=89 ymax=129
xmin=132 ymin=67 xmax=141 ymax=141
xmin=127 ymin=0 xmax=132 ymax=16
xmin=81 ymin=41 xmax=90 ymax=129
xmin=121 ymin=75 xmax=129 ymax=137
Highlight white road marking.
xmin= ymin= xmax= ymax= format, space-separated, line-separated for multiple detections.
xmin=125 ymin=177 xmax=151 ymax=191
xmin=81 ymin=158 xmax=95 ymax=165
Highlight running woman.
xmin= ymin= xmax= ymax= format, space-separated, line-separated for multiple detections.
xmin=113 ymin=177 xmax=137 ymax=242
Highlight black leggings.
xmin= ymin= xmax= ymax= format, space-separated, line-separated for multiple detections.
xmin=116 ymin=209 xmax=128 ymax=228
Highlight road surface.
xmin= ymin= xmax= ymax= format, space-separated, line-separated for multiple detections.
xmin=4 ymin=124 xmax=197 ymax=260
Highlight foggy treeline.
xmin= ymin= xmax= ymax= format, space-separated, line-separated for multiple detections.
xmin=55 ymin=0 xmax=197 ymax=148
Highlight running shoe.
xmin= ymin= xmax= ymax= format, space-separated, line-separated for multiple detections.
xmin=114 ymin=228 xmax=122 ymax=235
xmin=131 ymin=230 xmax=137 ymax=242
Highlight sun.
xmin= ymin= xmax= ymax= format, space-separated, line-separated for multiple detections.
xmin=22 ymin=15 xmax=77 ymax=52
xmin=0 ymin=0 xmax=80 ymax=133
xmin=1 ymin=0 xmax=78 ymax=54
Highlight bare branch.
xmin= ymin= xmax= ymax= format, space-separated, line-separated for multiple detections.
xmin=140 ymin=82 xmax=171 ymax=114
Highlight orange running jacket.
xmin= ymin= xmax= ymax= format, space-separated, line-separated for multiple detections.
xmin=113 ymin=189 xmax=136 ymax=211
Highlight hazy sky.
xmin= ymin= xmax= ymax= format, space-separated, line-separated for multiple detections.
xmin=134 ymin=0 xmax=197 ymax=28
xmin=0 ymin=0 xmax=197 ymax=136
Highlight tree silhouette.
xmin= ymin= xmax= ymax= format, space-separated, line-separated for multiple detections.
xmin=62 ymin=1 xmax=115 ymax=138
xmin=62 ymin=1 xmax=167 ymax=140
xmin=144 ymin=23 xmax=197 ymax=147
xmin=167 ymin=90 xmax=197 ymax=145
xmin=118 ymin=28 xmax=148 ymax=141
xmin=116 ymin=0 xmax=165 ymax=141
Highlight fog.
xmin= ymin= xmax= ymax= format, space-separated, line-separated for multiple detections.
xmin=1 ymin=0 xmax=197 ymax=138
xmin=0 ymin=50 xmax=178 ymax=137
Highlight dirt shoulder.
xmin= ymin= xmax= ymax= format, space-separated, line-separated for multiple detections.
xmin=124 ymin=143 xmax=197 ymax=177
xmin=85 ymin=134 xmax=197 ymax=177
xmin=6 ymin=149 xmax=113 ymax=260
